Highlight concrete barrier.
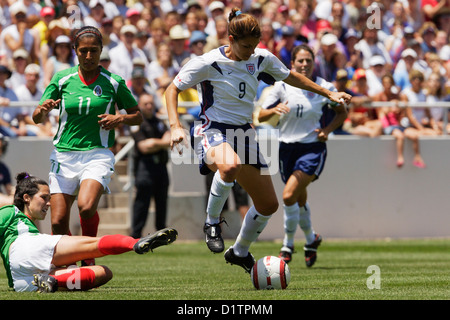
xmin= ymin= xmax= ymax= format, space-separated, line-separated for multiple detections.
xmin=4 ymin=136 xmax=450 ymax=240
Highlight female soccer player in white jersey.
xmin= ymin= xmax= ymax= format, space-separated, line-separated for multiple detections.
xmin=165 ymin=8 xmax=352 ymax=273
xmin=258 ymin=44 xmax=348 ymax=267
xmin=0 ymin=172 xmax=177 ymax=292
xmin=33 ymin=27 xmax=143 ymax=265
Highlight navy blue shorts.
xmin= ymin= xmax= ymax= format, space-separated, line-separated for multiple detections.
xmin=279 ymin=141 xmax=327 ymax=183
xmin=191 ymin=120 xmax=268 ymax=175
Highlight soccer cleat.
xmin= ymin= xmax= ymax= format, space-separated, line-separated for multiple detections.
xmin=133 ymin=228 xmax=178 ymax=254
xmin=203 ymin=219 xmax=227 ymax=253
xmin=32 ymin=274 xmax=58 ymax=293
xmin=224 ymin=247 xmax=255 ymax=273
xmin=81 ymin=258 xmax=95 ymax=266
xmin=304 ymin=234 xmax=322 ymax=267
xmin=278 ymin=246 xmax=294 ymax=264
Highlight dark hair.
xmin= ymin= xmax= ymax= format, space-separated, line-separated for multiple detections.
xmin=228 ymin=7 xmax=261 ymax=41
xmin=291 ymin=44 xmax=315 ymax=62
xmin=73 ymin=26 xmax=103 ymax=49
xmin=13 ymin=172 xmax=48 ymax=212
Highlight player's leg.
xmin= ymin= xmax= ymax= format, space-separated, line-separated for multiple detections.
xmin=46 ymin=265 xmax=113 ymax=291
xmin=50 ymin=193 xmax=76 ymax=235
xmin=77 ymin=178 xmax=104 ymax=237
xmin=224 ymin=165 xmax=278 ymax=272
xmin=203 ymin=142 xmax=240 ymax=253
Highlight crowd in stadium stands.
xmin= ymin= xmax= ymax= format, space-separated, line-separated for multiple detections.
xmin=0 ymin=0 xmax=449 ymax=141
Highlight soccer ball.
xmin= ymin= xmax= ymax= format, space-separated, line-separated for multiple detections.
xmin=250 ymin=256 xmax=291 ymax=290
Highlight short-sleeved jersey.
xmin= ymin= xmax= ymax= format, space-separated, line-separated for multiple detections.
xmin=262 ymin=76 xmax=338 ymax=144
xmin=39 ymin=65 xmax=137 ymax=152
xmin=0 ymin=205 xmax=39 ymax=288
xmin=173 ymin=46 xmax=290 ymax=126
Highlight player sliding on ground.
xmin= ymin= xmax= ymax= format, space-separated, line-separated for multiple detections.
xmin=0 ymin=172 xmax=177 ymax=292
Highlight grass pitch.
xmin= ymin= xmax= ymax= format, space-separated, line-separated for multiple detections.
xmin=0 ymin=238 xmax=449 ymax=301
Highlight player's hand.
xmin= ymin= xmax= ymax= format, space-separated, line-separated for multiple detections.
xmin=273 ymin=101 xmax=290 ymax=115
xmin=329 ymin=92 xmax=352 ymax=105
xmin=98 ymin=114 xmax=121 ymax=130
xmin=170 ymin=126 xmax=187 ymax=155
xmin=39 ymin=99 xmax=61 ymax=113
xmin=315 ymin=128 xmax=329 ymax=142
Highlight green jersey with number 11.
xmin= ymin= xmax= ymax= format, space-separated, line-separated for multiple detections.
xmin=40 ymin=65 xmax=137 ymax=152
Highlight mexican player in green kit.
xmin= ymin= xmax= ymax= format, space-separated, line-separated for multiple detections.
xmin=33 ymin=26 xmax=143 ymax=263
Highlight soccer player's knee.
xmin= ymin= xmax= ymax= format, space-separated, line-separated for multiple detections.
xmin=221 ymin=163 xmax=241 ymax=180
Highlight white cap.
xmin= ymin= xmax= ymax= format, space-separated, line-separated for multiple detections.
xmin=209 ymin=1 xmax=225 ymax=12
xmin=89 ymin=0 xmax=106 ymax=8
xmin=24 ymin=63 xmax=41 ymax=74
xmin=169 ymin=25 xmax=189 ymax=40
xmin=10 ymin=2 xmax=28 ymax=16
xmin=55 ymin=35 xmax=71 ymax=44
xmin=369 ymin=55 xmax=385 ymax=66
xmin=120 ymin=24 xmax=138 ymax=35
xmin=401 ymin=48 xmax=417 ymax=59
xmin=321 ymin=33 xmax=338 ymax=46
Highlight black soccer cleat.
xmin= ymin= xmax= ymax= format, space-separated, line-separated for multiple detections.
xmin=134 ymin=228 xmax=178 ymax=254
xmin=32 ymin=274 xmax=58 ymax=293
xmin=203 ymin=220 xmax=227 ymax=253
xmin=224 ymin=247 xmax=255 ymax=273
xmin=304 ymin=234 xmax=322 ymax=267
xmin=278 ymin=246 xmax=294 ymax=264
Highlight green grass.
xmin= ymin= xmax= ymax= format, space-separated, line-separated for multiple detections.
xmin=0 ymin=238 xmax=449 ymax=300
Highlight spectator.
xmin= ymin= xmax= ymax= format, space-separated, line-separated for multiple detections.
xmin=32 ymin=7 xmax=56 ymax=49
xmin=99 ymin=18 xmax=119 ymax=50
xmin=43 ymin=35 xmax=75 ymax=87
xmin=419 ymin=22 xmax=439 ymax=54
xmin=39 ymin=19 xmax=71 ymax=70
xmin=99 ymin=47 xmax=111 ymax=70
xmin=147 ymin=43 xmax=178 ymax=99
xmin=257 ymin=18 xmax=278 ymax=55
xmin=185 ymin=11 xmax=199 ymax=36
xmin=0 ymin=2 xmax=38 ymax=65
xmin=146 ymin=18 xmax=168 ymax=63
xmin=400 ymin=70 xmax=440 ymax=143
xmin=204 ymin=15 xmax=229 ymax=53
xmin=314 ymin=33 xmax=343 ymax=81
xmin=296 ymin=0 xmax=316 ymax=41
xmin=164 ymin=11 xmax=182 ymax=36
xmin=14 ymin=64 xmax=54 ymax=137
xmin=394 ymin=48 xmax=418 ymax=92
xmin=168 ymin=25 xmax=191 ymax=71
xmin=205 ymin=1 xmax=226 ymax=37
xmin=189 ymin=30 xmax=207 ymax=58
xmin=424 ymin=72 xmax=448 ymax=133
xmin=7 ymin=48 xmax=30 ymax=90
xmin=355 ymin=26 xmax=392 ymax=70
xmin=366 ymin=55 xmax=387 ymax=97
xmin=276 ymin=26 xmax=303 ymax=69
xmin=129 ymin=67 xmax=162 ymax=111
xmin=84 ymin=0 xmax=107 ymax=28
xmin=109 ymin=24 xmax=149 ymax=81
xmin=422 ymin=0 xmax=450 ymax=22
xmin=125 ymin=8 xmax=141 ymax=27
xmin=0 ymin=65 xmax=23 ymax=138
xmin=374 ymin=74 xmax=425 ymax=168
xmin=343 ymin=68 xmax=382 ymax=137
xmin=0 ymin=134 xmax=13 ymax=207
xmin=131 ymin=93 xmax=171 ymax=238
xmin=342 ymin=28 xmax=362 ymax=76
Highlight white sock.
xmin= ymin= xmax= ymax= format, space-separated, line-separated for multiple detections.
xmin=283 ymin=203 xmax=300 ymax=248
xmin=299 ymin=202 xmax=315 ymax=244
xmin=205 ymin=171 xmax=234 ymax=225
xmin=233 ymin=206 xmax=271 ymax=257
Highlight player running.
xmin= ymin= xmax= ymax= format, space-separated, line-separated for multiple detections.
xmin=259 ymin=44 xmax=348 ymax=267
xmin=33 ymin=27 xmax=143 ymax=265
xmin=165 ymin=8 xmax=351 ymax=273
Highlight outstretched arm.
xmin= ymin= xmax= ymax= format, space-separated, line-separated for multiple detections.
xmin=283 ymin=71 xmax=352 ymax=105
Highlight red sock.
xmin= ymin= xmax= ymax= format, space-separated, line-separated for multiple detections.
xmin=53 ymin=268 xmax=96 ymax=291
xmin=97 ymin=234 xmax=139 ymax=255
xmin=80 ymin=211 xmax=99 ymax=237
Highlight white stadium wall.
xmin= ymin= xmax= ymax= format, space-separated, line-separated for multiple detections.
xmin=5 ymin=136 xmax=450 ymax=240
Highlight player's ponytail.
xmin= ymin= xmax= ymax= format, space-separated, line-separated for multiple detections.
xmin=228 ymin=7 xmax=261 ymax=41
xmin=13 ymin=172 xmax=48 ymax=212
